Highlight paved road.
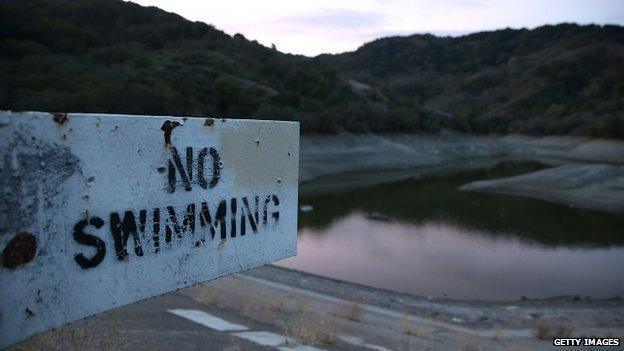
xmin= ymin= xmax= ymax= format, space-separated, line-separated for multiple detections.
xmin=11 ymin=291 xmax=272 ymax=351
xmin=12 ymin=268 xmax=616 ymax=351
xmin=13 ymin=282 xmax=398 ymax=351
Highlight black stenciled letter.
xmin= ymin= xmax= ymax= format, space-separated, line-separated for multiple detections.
xmin=165 ymin=206 xmax=181 ymax=243
xmin=168 ymin=147 xmax=193 ymax=193
xmin=263 ymin=195 xmax=280 ymax=224
xmin=199 ymin=200 xmax=227 ymax=239
xmin=198 ymin=147 xmax=220 ymax=189
xmin=240 ymin=196 xmax=259 ymax=236
xmin=164 ymin=204 xmax=196 ymax=243
xmin=74 ymin=217 xmax=106 ymax=269
xmin=230 ymin=198 xmax=237 ymax=237
xmin=152 ymin=208 xmax=160 ymax=253
xmin=110 ymin=211 xmax=144 ymax=261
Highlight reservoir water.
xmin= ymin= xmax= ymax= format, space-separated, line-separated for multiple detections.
xmin=277 ymin=162 xmax=624 ymax=300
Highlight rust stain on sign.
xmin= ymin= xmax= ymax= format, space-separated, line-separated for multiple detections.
xmin=2 ymin=232 xmax=37 ymax=269
xmin=52 ymin=113 xmax=68 ymax=124
xmin=160 ymin=120 xmax=181 ymax=147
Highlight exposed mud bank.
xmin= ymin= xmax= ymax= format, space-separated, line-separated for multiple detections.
xmin=461 ymin=163 xmax=624 ymax=213
xmin=300 ymin=133 xmax=624 ymax=212
xmin=247 ymin=265 xmax=624 ymax=331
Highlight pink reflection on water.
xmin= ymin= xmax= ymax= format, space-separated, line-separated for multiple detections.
xmin=276 ymin=212 xmax=624 ymax=300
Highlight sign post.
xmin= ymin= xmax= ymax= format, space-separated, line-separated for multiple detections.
xmin=0 ymin=111 xmax=299 ymax=347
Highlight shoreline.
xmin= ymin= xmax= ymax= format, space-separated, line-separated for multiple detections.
xmin=300 ymin=133 xmax=624 ymax=212
xmin=460 ymin=163 xmax=624 ymax=213
xmin=243 ymin=265 xmax=624 ymax=331
xmin=291 ymin=133 xmax=624 ymax=310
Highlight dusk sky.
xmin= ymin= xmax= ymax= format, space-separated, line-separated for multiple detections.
xmin=132 ymin=0 xmax=624 ymax=56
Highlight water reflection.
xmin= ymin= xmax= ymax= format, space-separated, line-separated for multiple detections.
xmin=278 ymin=162 xmax=624 ymax=300
xmin=298 ymin=162 xmax=624 ymax=247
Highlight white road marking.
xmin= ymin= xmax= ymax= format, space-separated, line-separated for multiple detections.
xmin=338 ymin=334 xmax=396 ymax=351
xmin=168 ymin=309 xmax=328 ymax=351
xmin=167 ymin=309 xmax=249 ymax=331
xmin=278 ymin=346 xmax=327 ymax=351
xmin=238 ymin=274 xmax=533 ymax=338
xmin=232 ymin=331 xmax=290 ymax=347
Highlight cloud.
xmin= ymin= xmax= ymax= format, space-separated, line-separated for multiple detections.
xmin=278 ymin=9 xmax=386 ymax=30
xmin=133 ymin=0 xmax=624 ymax=56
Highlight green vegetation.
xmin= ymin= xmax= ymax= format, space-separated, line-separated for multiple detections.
xmin=324 ymin=25 xmax=624 ymax=138
xmin=1 ymin=0 xmax=623 ymax=138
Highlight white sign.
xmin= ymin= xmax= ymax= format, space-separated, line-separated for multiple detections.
xmin=0 ymin=111 xmax=299 ymax=347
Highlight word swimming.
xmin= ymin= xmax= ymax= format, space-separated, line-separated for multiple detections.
xmin=73 ymin=194 xmax=280 ymax=269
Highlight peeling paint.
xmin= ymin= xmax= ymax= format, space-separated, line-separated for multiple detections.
xmin=24 ymin=308 xmax=34 ymax=318
xmin=0 ymin=130 xmax=79 ymax=240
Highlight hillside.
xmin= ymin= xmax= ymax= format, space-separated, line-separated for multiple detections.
xmin=323 ymin=25 xmax=624 ymax=137
xmin=0 ymin=0 xmax=366 ymax=133
xmin=0 ymin=0 xmax=623 ymax=138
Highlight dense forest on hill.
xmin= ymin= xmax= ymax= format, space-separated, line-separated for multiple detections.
xmin=1 ymin=0 xmax=623 ymax=138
